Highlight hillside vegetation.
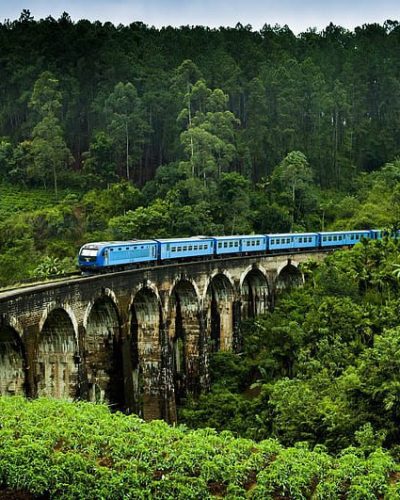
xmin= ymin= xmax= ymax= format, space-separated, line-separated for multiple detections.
xmin=2 ymin=14 xmax=400 ymax=285
xmin=0 ymin=397 xmax=399 ymax=499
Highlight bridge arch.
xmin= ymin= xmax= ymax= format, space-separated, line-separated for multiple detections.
xmin=0 ymin=320 xmax=26 ymax=396
xmin=240 ymin=265 xmax=270 ymax=318
xmin=204 ymin=272 xmax=236 ymax=352
xmin=84 ymin=293 xmax=124 ymax=406
xmin=129 ymin=283 xmax=163 ymax=419
xmin=39 ymin=302 xmax=79 ymax=339
xmin=37 ymin=306 xmax=79 ymax=400
xmin=168 ymin=278 xmax=201 ymax=399
xmin=275 ymin=260 xmax=304 ymax=292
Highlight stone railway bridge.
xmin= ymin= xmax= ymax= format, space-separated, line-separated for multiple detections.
xmin=0 ymin=251 xmax=326 ymax=422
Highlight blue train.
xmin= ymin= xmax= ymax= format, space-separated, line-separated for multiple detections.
xmin=78 ymin=229 xmax=385 ymax=272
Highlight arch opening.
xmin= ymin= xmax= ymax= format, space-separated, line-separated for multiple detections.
xmin=85 ymin=297 xmax=123 ymax=407
xmin=0 ymin=324 xmax=25 ymax=396
xmin=276 ymin=264 xmax=303 ymax=292
xmin=205 ymin=274 xmax=235 ymax=352
xmin=169 ymin=280 xmax=200 ymax=400
xmin=37 ymin=308 xmax=78 ymax=399
xmin=241 ymin=268 xmax=269 ymax=319
xmin=130 ymin=287 xmax=161 ymax=419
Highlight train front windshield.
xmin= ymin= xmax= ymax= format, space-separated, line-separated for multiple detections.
xmin=79 ymin=245 xmax=99 ymax=262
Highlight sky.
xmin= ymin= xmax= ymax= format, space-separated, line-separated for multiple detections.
xmin=1 ymin=0 xmax=400 ymax=33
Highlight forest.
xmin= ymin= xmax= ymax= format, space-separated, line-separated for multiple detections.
xmin=3 ymin=11 xmax=400 ymax=498
xmin=2 ymin=12 xmax=400 ymax=283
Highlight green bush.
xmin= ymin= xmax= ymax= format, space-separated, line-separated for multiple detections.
xmin=0 ymin=397 xmax=398 ymax=499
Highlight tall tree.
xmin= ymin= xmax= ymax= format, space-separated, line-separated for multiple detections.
xmin=28 ymin=72 xmax=73 ymax=194
xmin=272 ymin=151 xmax=315 ymax=229
xmin=103 ymin=82 xmax=149 ymax=181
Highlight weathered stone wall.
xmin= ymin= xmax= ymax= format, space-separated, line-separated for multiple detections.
xmin=0 ymin=251 xmax=326 ymax=421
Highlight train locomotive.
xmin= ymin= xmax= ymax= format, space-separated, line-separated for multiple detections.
xmin=78 ymin=229 xmax=384 ymax=272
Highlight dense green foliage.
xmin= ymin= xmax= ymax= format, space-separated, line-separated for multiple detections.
xmin=3 ymin=155 xmax=400 ymax=286
xmin=2 ymin=13 xmax=400 ymax=188
xmin=0 ymin=397 xmax=399 ymax=499
xmin=180 ymin=238 xmax=400 ymax=456
xmin=3 ymin=13 xmax=400 ymax=285
xmin=4 ymin=12 xmax=400 ymax=498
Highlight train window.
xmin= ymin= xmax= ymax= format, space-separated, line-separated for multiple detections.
xmin=333 ymin=236 xmax=337 ymax=241
xmin=276 ymin=239 xmax=280 ymax=244
xmin=224 ymin=242 xmax=228 ymax=248
xmin=183 ymin=246 xmax=187 ymax=251
xmin=177 ymin=246 xmax=182 ymax=252
xmin=271 ymin=239 xmax=275 ymax=244
xmin=286 ymin=238 xmax=290 ymax=243
xmin=251 ymin=241 xmax=255 ymax=246
xmin=339 ymin=236 xmax=342 ymax=241
xmin=171 ymin=247 xmax=176 ymax=252
xmin=299 ymin=237 xmax=303 ymax=243
xmin=229 ymin=242 xmax=233 ymax=247
xmin=110 ymin=248 xmax=114 ymax=251
xmin=218 ymin=242 xmax=222 ymax=248
xmin=204 ymin=245 xmax=208 ymax=249
xmin=235 ymin=241 xmax=239 ymax=247
xmin=188 ymin=246 xmax=193 ymax=251
xmin=328 ymin=236 xmax=332 ymax=241
xmin=256 ymin=240 xmax=260 ymax=245
xmin=193 ymin=245 xmax=198 ymax=250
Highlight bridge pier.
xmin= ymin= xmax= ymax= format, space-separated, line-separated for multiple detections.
xmin=0 ymin=321 xmax=25 ymax=397
xmin=36 ymin=307 xmax=79 ymax=400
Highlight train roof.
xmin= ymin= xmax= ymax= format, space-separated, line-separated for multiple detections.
xmin=319 ymin=230 xmax=370 ymax=235
xmin=213 ymin=235 xmax=266 ymax=240
xmin=82 ymin=240 xmax=157 ymax=248
xmin=154 ymin=236 xmax=214 ymax=243
xmin=268 ymin=232 xmax=318 ymax=238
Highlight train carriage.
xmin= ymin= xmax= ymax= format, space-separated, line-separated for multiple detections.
xmin=78 ymin=240 xmax=158 ymax=270
xmin=214 ymin=236 xmax=242 ymax=255
xmin=319 ymin=230 xmax=371 ymax=247
xmin=155 ymin=237 xmax=214 ymax=260
xmin=268 ymin=233 xmax=318 ymax=251
xmin=370 ymin=229 xmax=383 ymax=240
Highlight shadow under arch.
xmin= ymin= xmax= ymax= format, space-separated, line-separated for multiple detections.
xmin=168 ymin=279 xmax=201 ymax=400
xmin=275 ymin=262 xmax=304 ymax=293
xmin=37 ymin=307 xmax=79 ymax=400
xmin=205 ymin=273 xmax=236 ymax=352
xmin=84 ymin=296 xmax=124 ymax=408
xmin=0 ymin=321 xmax=26 ymax=396
xmin=241 ymin=267 xmax=270 ymax=319
xmin=130 ymin=286 xmax=163 ymax=419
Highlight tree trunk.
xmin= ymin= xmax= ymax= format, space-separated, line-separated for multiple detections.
xmin=125 ymin=121 xmax=130 ymax=180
